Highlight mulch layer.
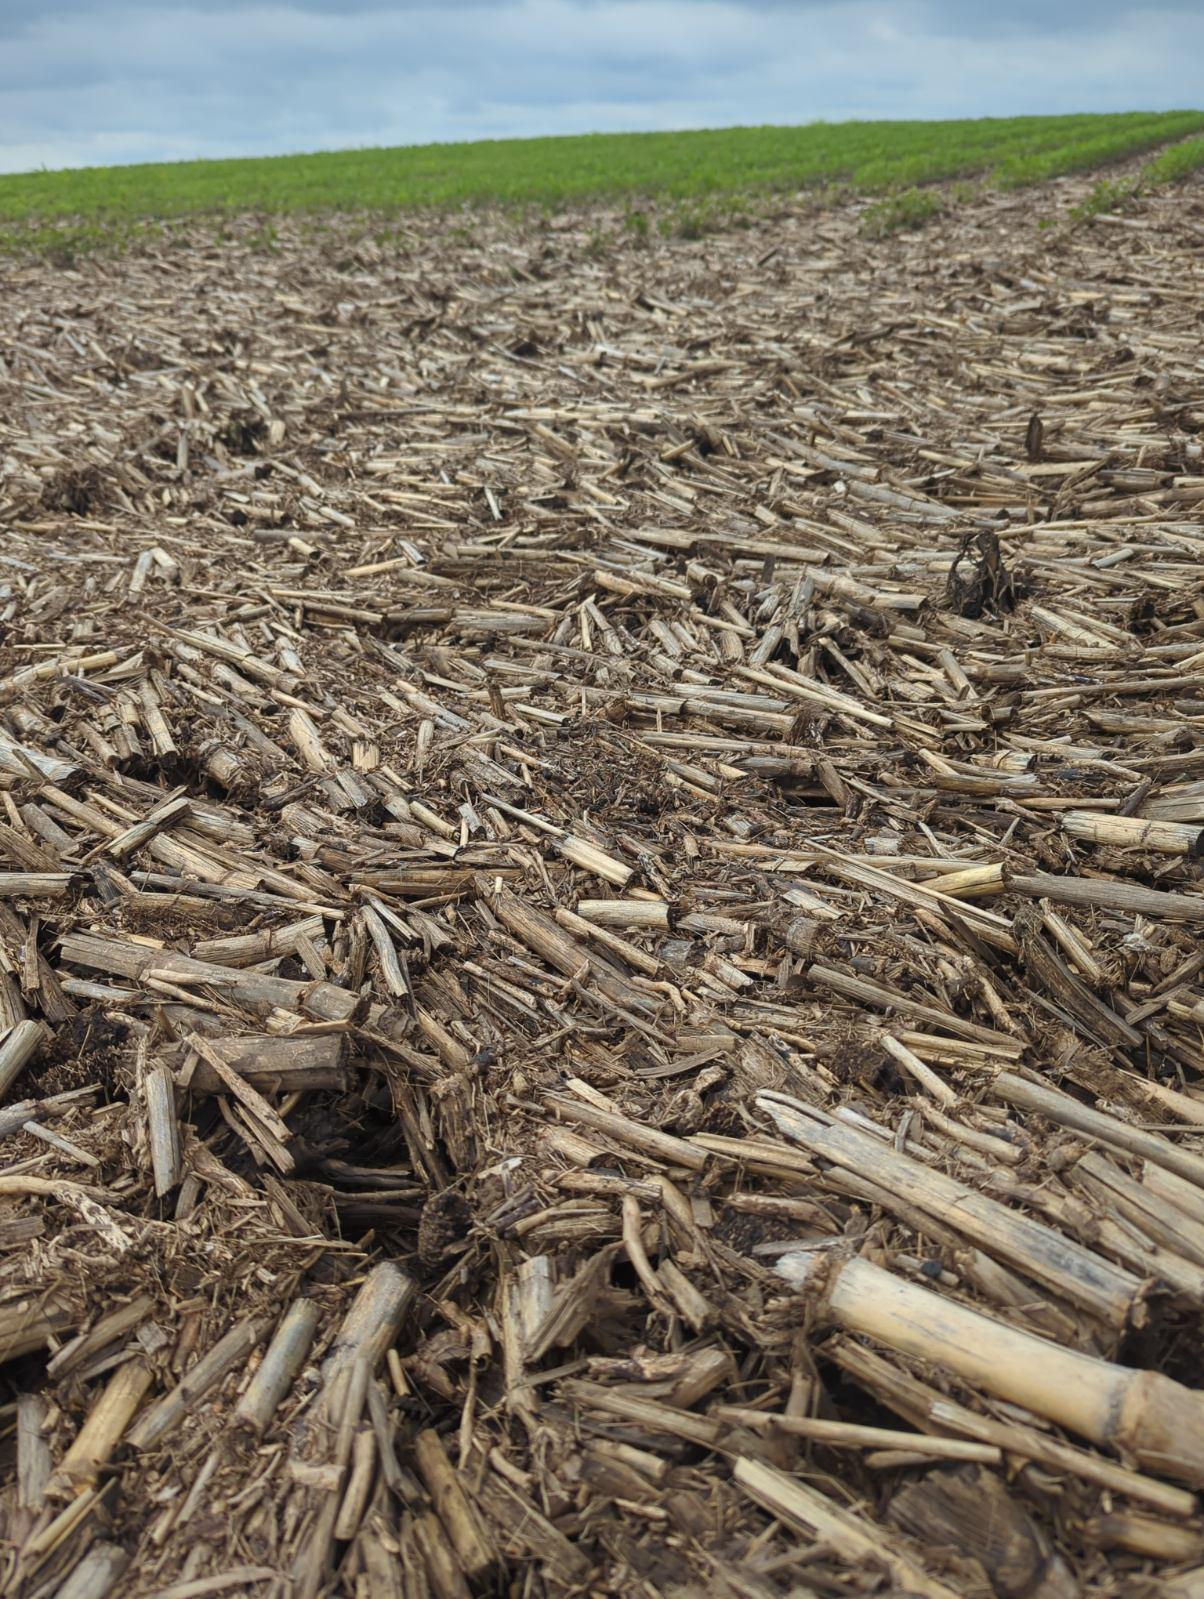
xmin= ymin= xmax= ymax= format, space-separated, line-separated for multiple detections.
xmin=3 ymin=168 xmax=1204 ymax=1598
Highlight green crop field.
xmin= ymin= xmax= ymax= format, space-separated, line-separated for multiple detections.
xmin=3 ymin=110 xmax=1203 ymax=254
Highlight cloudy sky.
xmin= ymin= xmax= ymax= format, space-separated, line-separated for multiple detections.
xmin=0 ymin=0 xmax=1198 ymax=175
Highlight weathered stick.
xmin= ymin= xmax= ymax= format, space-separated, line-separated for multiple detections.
xmin=59 ymin=932 xmax=357 ymax=1021
xmin=1062 ymin=811 xmax=1203 ymax=856
xmin=411 ymin=1509 xmax=473 ymax=1599
xmin=334 ymin=1427 xmax=378 ymax=1541
xmin=0 ymin=872 xmax=73 ymax=897
xmin=879 ymin=1033 xmax=957 ymax=1106
xmin=807 ymin=963 xmax=1018 ymax=1047
xmin=312 ymin=1262 xmax=416 ymax=1433
xmin=52 ymin=1358 xmax=153 ymax=1490
xmin=169 ymin=1032 xmax=347 ymax=1095
xmin=1009 ymin=872 xmax=1204 ymax=922
xmin=553 ymin=906 xmax=662 ymax=975
xmin=51 ymin=1542 xmax=130 ymax=1599
xmin=555 ymin=834 xmax=632 ymax=886
xmin=759 ymin=1091 xmax=1141 ymax=1327
xmin=717 ymin=1407 xmax=1000 ymax=1463
xmin=576 ymin=898 xmax=670 ymax=930
xmin=924 ymin=1401 xmax=1196 ymax=1519
xmin=781 ymin=1252 xmax=1204 ymax=1486
xmin=492 ymin=889 xmax=651 ymax=1012
xmin=994 ymin=1072 xmax=1204 ymax=1189
xmin=145 ymin=1062 xmax=181 ymax=1196
xmin=548 ymin=1083 xmax=708 ymax=1171
xmin=48 ymin=1294 xmax=155 ymax=1379
xmin=0 ymin=1087 xmax=95 ymax=1151
xmin=128 ymin=1316 xmax=270 ymax=1450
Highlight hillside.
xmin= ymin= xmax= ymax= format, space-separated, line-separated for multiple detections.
xmin=2 ymin=110 xmax=1204 ymax=255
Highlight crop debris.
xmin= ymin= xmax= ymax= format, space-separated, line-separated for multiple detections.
xmin=2 ymin=163 xmax=1204 ymax=1597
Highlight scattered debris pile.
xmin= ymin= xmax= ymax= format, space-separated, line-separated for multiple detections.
xmin=3 ymin=172 xmax=1204 ymax=1597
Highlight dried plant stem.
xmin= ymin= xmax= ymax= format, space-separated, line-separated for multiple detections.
xmin=784 ymin=1253 xmax=1204 ymax=1486
xmin=234 ymin=1298 xmax=321 ymax=1433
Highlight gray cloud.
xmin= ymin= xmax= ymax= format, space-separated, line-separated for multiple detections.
xmin=0 ymin=1 xmax=1199 ymax=175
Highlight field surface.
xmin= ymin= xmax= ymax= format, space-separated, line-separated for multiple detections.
xmin=3 ymin=152 xmax=1204 ymax=1598
xmin=3 ymin=110 xmax=1204 ymax=249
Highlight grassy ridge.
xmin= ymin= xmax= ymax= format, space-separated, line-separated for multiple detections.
xmin=1143 ymin=134 xmax=1204 ymax=182
xmin=4 ymin=111 xmax=1204 ymax=223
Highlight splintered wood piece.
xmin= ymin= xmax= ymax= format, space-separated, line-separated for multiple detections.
xmin=0 ymin=731 xmax=77 ymax=782
xmin=621 ymin=1194 xmax=673 ymax=1317
xmin=173 ymin=1032 xmax=347 ymax=1094
xmin=413 ymin=1429 xmax=497 ymax=1583
xmin=0 ymin=872 xmax=73 ymax=897
xmin=475 ymin=1468 xmax=592 ymax=1585
xmin=927 ymin=861 xmax=1006 ymax=899
xmin=734 ymin=1456 xmax=962 ymax=1599
xmin=234 ymin=1297 xmax=321 ymax=1434
xmin=314 ymin=1263 xmax=416 ymax=1430
xmin=0 ymin=819 xmax=63 ymax=871
xmin=182 ymin=1033 xmax=291 ymax=1135
xmin=564 ymin=1378 xmax=725 ymax=1449
xmin=191 ymin=915 xmax=326 ymax=966
xmin=362 ymin=902 xmax=411 ymax=999
xmin=807 ymin=963 xmax=1020 ymax=1046
xmin=657 ymin=1257 xmax=716 ymax=1331
xmin=144 ymin=1061 xmax=182 ymax=1195
xmin=0 ymin=1019 xmax=48 ymax=1099
xmin=47 ymin=1295 xmax=155 ymax=1379
xmin=95 ymin=792 xmax=190 ymax=861
xmin=333 ymin=1426 xmax=378 ymax=1541
xmin=48 ymin=1541 xmax=130 ymax=1599
xmin=17 ymin=1394 xmax=51 ymax=1520
xmin=1085 ymin=1509 xmax=1204 ymax=1561
xmin=59 ymin=933 xmax=358 ymax=1020
xmin=554 ymin=905 xmax=662 ymax=974
xmin=887 ymin=1469 xmax=1076 ymax=1599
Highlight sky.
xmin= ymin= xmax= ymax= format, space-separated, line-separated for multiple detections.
xmin=0 ymin=0 xmax=1199 ymax=175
